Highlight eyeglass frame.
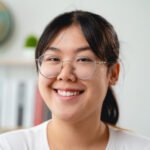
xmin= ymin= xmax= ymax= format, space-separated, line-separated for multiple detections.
xmin=36 ymin=54 xmax=108 ymax=80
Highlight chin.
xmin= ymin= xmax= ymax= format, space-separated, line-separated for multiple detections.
xmin=53 ymin=110 xmax=81 ymax=123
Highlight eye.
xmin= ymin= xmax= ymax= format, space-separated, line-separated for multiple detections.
xmin=76 ymin=57 xmax=93 ymax=63
xmin=43 ymin=55 xmax=61 ymax=63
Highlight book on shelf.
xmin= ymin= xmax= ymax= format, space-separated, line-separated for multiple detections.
xmin=0 ymin=65 xmax=52 ymax=131
xmin=34 ymin=87 xmax=44 ymax=125
xmin=0 ymin=66 xmax=36 ymax=129
xmin=1 ymin=78 xmax=20 ymax=129
xmin=0 ymin=67 xmax=6 ymax=127
xmin=22 ymin=79 xmax=36 ymax=127
xmin=34 ymin=87 xmax=51 ymax=126
xmin=0 ymin=77 xmax=6 ymax=127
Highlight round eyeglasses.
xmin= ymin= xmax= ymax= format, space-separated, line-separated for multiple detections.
xmin=36 ymin=54 xmax=107 ymax=80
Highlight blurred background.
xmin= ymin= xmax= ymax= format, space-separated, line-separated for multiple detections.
xmin=0 ymin=0 xmax=150 ymax=137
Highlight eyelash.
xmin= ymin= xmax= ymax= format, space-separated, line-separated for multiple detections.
xmin=43 ymin=55 xmax=94 ymax=63
xmin=76 ymin=57 xmax=93 ymax=62
xmin=46 ymin=57 xmax=60 ymax=62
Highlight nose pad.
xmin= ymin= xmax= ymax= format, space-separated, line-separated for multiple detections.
xmin=57 ymin=63 xmax=77 ymax=82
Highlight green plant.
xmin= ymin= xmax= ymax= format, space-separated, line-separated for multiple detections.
xmin=24 ymin=35 xmax=38 ymax=48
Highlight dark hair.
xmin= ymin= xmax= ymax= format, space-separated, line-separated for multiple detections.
xmin=35 ymin=10 xmax=120 ymax=125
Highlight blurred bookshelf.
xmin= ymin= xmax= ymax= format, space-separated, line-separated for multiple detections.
xmin=0 ymin=57 xmax=51 ymax=133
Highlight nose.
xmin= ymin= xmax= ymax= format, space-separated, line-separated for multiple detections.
xmin=57 ymin=62 xmax=77 ymax=82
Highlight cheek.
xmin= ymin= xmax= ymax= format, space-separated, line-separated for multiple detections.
xmin=38 ymin=75 xmax=54 ymax=103
xmin=91 ymin=79 xmax=108 ymax=101
xmin=89 ymin=68 xmax=110 ymax=103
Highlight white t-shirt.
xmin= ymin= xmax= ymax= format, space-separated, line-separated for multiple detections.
xmin=0 ymin=121 xmax=150 ymax=150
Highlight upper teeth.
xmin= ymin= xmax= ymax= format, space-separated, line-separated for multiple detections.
xmin=57 ymin=90 xmax=80 ymax=97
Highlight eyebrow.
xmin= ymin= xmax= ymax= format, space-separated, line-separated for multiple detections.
xmin=46 ymin=46 xmax=91 ymax=53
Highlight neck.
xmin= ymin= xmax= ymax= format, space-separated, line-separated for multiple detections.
xmin=47 ymin=113 xmax=109 ymax=149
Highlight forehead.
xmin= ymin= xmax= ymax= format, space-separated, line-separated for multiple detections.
xmin=46 ymin=24 xmax=90 ymax=53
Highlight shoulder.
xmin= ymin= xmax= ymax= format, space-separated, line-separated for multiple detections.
xmin=0 ymin=121 xmax=49 ymax=150
xmin=107 ymin=125 xmax=150 ymax=150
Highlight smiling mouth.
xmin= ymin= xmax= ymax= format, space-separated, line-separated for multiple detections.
xmin=54 ymin=89 xmax=84 ymax=97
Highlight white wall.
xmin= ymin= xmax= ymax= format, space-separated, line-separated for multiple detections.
xmin=1 ymin=0 xmax=150 ymax=137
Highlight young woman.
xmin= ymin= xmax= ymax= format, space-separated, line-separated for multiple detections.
xmin=0 ymin=10 xmax=150 ymax=150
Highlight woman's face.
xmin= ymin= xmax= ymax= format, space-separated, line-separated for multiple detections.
xmin=38 ymin=24 xmax=118 ymax=123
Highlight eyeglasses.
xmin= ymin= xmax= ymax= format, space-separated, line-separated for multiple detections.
xmin=36 ymin=54 xmax=107 ymax=80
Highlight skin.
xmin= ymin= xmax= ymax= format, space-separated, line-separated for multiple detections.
xmin=38 ymin=24 xmax=120 ymax=150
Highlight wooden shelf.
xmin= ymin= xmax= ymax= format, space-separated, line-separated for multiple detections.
xmin=0 ymin=59 xmax=35 ymax=66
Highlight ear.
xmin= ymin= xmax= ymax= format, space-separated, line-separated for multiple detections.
xmin=109 ymin=63 xmax=120 ymax=85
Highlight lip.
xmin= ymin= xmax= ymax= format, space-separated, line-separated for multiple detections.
xmin=53 ymin=88 xmax=84 ymax=102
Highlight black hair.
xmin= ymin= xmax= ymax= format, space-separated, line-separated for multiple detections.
xmin=35 ymin=10 xmax=120 ymax=125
